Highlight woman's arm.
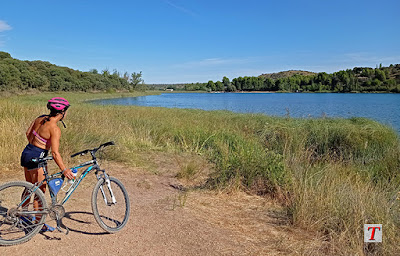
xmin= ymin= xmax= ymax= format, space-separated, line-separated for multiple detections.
xmin=49 ymin=126 xmax=74 ymax=179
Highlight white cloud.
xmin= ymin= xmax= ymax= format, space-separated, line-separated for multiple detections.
xmin=0 ymin=20 xmax=12 ymax=32
xmin=343 ymin=52 xmax=400 ymax=65
xmin=164 ymin=0 xmax=198 ymax=17
xmin=173 ymin=57 xmax=256 ymax=69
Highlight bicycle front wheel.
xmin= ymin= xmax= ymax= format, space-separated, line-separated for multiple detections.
xmin=0 ymin=181 xmax=47 ymax=246
xmin=91 ymin=176 xmax=130 ymax=233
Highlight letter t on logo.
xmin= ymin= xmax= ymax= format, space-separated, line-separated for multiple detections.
xmin=368 ymin=227 xmax=380 ymax=240
xmin=364 ymin=224 xmax=382 ymax=243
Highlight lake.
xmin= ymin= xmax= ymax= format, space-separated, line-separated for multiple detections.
xmin=94 ymin=93 xmax=400 ymax=132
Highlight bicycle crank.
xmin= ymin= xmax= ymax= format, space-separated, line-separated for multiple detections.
xmin=49 ymin=204 xmax=69 ymax=235
xmin=49 ymin=204 xmax=65 ymax=220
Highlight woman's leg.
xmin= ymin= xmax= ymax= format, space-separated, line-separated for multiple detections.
xmin=21 ymin=167 xmax=32 ymax=210
xmin=23 ymin=167 xmax=46 ymax=220
xmin=25 ymin=167 xmax=46 ymax=192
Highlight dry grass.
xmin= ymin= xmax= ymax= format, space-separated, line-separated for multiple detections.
xmin=289 ymin=162 xmax=400 ymax=255
xmin=186 ymin=190 xmax=326 ymax=255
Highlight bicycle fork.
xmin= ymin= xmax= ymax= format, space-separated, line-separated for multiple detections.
xmin=97 ymin=171 xmax=117 ymax=206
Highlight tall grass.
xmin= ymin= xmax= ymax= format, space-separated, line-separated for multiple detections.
xmin=0 ymin=92 xmax=399 ymax=254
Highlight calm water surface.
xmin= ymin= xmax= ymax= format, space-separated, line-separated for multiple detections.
xmin=95 ymin=93 xmax=400 ymax=132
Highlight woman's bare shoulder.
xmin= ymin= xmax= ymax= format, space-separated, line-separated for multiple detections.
xmin=48 ymin=121 xmax=61 ymax=132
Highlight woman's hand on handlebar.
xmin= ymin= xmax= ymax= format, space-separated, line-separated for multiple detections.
xmin=63 ymin=168 xmax=75 ymax=180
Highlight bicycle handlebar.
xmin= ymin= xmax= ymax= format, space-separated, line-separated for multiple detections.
xmin=70 ymin=141 xmax=115 ymax=158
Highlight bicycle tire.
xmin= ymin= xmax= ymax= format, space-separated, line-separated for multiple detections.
xmin=91 ymin=176 xmax=130 ymax=233
xmin=0 ymin=181 xmax=47 ymax=246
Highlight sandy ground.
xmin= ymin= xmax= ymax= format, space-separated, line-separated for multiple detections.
xmin=0 ymin=155 xmax=324 ymax=256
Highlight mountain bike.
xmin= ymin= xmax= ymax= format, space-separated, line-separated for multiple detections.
xmin=0 ymin=141 xmax=130 ymax=246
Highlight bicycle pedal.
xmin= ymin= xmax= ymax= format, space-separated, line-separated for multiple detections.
xmin=56 ymin=220 xmax=70 ymax=235
xmin=56 ymin=225 xmax=69 ymax=235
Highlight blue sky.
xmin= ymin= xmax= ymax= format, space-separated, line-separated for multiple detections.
xmin=1 ymin=0 xmax=399 ymax=84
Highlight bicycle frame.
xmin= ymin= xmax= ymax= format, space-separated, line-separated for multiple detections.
xmin=18 ymin=157 xmax=115 ymax=215
xmin=58 ymin=160 xmax=98 ymax=205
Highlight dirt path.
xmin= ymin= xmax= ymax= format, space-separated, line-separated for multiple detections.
xmin=0 ymin=156 xmax=323 ymax=255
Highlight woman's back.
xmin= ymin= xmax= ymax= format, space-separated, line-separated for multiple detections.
xmin=28 ymin=116 xmax=54 ymax=149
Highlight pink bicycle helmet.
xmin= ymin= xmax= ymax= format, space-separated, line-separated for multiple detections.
xmin=47 ymin=97 xmax=70 ymax=112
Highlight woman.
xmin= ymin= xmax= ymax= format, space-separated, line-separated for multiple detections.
xmin=20 ymin=97 xmax=74 ymax=231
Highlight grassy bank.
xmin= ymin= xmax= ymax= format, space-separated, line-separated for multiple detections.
xmin=1 ymin=92 xmax=399 ymax=254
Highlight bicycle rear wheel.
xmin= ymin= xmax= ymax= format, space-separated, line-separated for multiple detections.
xmin=91 ymin=176 xmax=130 ymax=233
xmin=0 ymin=181 xmax=47 ymax=246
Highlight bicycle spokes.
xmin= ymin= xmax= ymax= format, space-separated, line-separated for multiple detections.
xmin=0 ymin=182 xmax=47 ymax=245
xmin=92 ymin=177 xmax=130 ymax=232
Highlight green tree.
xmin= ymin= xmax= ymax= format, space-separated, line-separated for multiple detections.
xmin=263 ymin=78 xmax=274 ymax=91
xmin=130 ymin=71 xmax=144 ymax=89
xmin=0 ymin=64 xmax=21 ymax=90
xmin=222 ymin=76 xmax=231 ymax=91
xmin=135 ymin=83 xmax=148 ymax=91
xmin=215 ymin=81 xmax=224 ymax=91
xmin=0 ymin=51 xmax=11 ymax=60
xmin=32 ymin=74 xmax=49 ymax=90
xmin=112 ymin=69 xmax=120 ymax=79
xmin=235 ymin=77 xmax=244 ymax=91
xmin=242 ymin=77 xmax=253 ymax=91
xmin=49 ymin=76 xmax=64 ymax=91
xmin=102 ymin=69 xmax=110 ymax=77
xmin=226 ymin=83 xmax=236 ymax=92
xmin=207 ymin=80 xmax=216 ymax=91
xmin=123 ymin=72 xmax=130 ymax=81
xmin=375 ymin=69 xmax=386 ymax=81
xmin=361 ymin=68 xmax=373 ymax=77
xmin=20 ymin=69 xmax=35 ymax=89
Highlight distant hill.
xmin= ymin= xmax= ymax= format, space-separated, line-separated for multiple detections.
xmin=260 ymin=70 xmax=316 ymax=79
xmin=259 ymin=65 xmax=400 ymax=82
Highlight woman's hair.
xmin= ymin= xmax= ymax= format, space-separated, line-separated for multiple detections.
xmin=49 ymin=108 xmax=65 ymax=117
